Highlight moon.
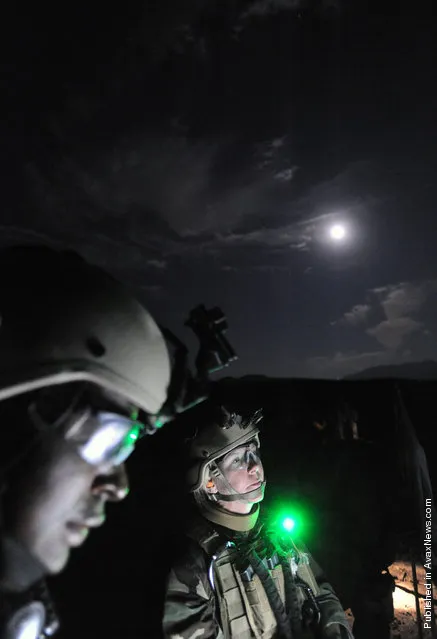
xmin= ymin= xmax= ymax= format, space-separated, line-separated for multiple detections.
xmin=330 ymin=224 xmax=346 ymax=241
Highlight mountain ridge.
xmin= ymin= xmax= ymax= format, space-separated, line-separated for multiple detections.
xmin=343 ymin=360 xmax=437 ymax=381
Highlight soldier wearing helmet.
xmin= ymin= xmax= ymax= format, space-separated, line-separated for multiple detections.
xmin=163 ymin=403 xmax=354 ymax=639
xmin=0 ymin=245 xmax=171 ymax=639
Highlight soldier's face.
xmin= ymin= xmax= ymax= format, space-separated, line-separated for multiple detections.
xmin=209 ymin=441 xmax=265 ymax=514
xmin=3 ymin=430 xmax=129 ymax=574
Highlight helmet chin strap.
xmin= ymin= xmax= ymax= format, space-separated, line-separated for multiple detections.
xmin=212 ymin=481 xmax=266 ymax=502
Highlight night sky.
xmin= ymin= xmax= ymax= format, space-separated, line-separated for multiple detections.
xmin=2 ymin=0 xmax=437 ymax=379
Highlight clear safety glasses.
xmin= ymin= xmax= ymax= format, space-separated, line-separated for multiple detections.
xmin=28 ymin=394 xmax=144 ymax=467
xmin=218 ymin=440 xmax=261 ymax=472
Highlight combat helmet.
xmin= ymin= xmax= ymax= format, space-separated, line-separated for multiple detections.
xmin=0 ymin=246 xmax=171 ymax=416
xmin=186 ymin=405 xmax=263 ymax=493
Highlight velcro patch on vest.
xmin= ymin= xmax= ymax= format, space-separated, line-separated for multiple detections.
xmin=271 ymin=565 xmax=285 ymax=602
xmin=214 ymin=546 xmax=282 ymax=638
xmin=237 ymin=572 xmax=277 ymax=638
xmin=229 ymin=615 xmax=253 ymax=639
xmin=225 ymin=587 xmax=246 ymax=620
xmin=217 ymin=559 xmax=238 ymax=592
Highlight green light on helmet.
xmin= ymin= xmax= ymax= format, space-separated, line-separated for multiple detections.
xmin=127 ymin=427 xmax=140 ymax=443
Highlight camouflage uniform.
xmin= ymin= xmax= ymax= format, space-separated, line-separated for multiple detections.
xmin=163 ymin=514 xmax=353 ymax=639
xmin=163 ymin=405 xmax=353 ymax=639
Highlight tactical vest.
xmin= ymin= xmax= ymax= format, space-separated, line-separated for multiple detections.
xmin=205 ymin=539 xmax=321 ymax=639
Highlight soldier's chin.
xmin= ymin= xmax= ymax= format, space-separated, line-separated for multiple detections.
xmin=247 ymin=485 xmax=265 ymax=502
xmin=33 ymin=538 xmax=70 ymax=575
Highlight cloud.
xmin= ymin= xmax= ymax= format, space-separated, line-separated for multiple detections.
xmin=366 ymin=316 xmax=423 ymax=350
xmin=211 ymin=161 xmax=383 ymax=258
xmin=372 ymin=280 xmax=437 ymax=321
xmin=313 ymin=277 xmax=437 ymax=377
xmin=332 ymin=278 xmax=437 ymax=358
xmin=220 ymin=263 xmax=291 ymax=274
xmin=137 ymin=284 xmax=164 ymax=296
xmin=335 ymin=303 xmax=371 ymax=327
xmin=25 ymin=126 xmax=383 ymax=272
xmin=214 ymin=225 xmax=310 ymax=250
xmin=255 ymin=137 xmax=296 ymax=176
xmin=367 ymin=280 xmax=437 ymax=349
xmin=241 ymin=0 xmax=302 ymax=18
xmin=26 ymin=156 xmax=371 ymax=279
xmin=147 ymin=259 xmax=168 ymax=269
xmin=35 ymin=132 xmax=301 ymax=245
xmin=251 ymin=264 xmax=291 ymax=272
xmin=274 ymin=166 xmax=299 ymax=182
xmin=238 ymin=0 xmax=340 ymax=20
xmin=0 ymin=225 xmax=63 ymax=248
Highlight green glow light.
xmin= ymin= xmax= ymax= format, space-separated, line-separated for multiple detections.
xmin=282 ymin=517 xmax=295 ymax=532
xmin=268 ymin=497 xmax=313 ymax=543
xmin=128 ymin=429 xmax=139 ymax=442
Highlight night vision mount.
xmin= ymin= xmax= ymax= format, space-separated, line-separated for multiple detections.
xmin=220 ymin=406 xmax=264 ymax=431
xmin=146 ymin=305 xmax=237 ymax=433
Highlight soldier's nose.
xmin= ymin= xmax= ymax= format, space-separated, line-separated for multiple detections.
xmin=92 ymin=464 xmax=129 ymax=502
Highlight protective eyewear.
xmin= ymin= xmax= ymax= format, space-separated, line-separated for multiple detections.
xmin=218 ymin=441 xmax=261 ymax=472
xmin=28 ymin=397 xmax=144 ymax=467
